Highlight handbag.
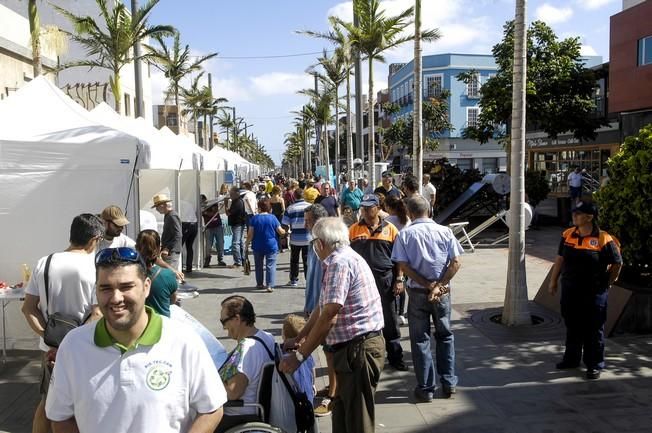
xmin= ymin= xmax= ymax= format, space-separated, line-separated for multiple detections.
xmin=42 ymin=254 xmax=83 ymax=348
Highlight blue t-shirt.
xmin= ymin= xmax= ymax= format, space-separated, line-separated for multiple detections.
xmin=251 ymin=213 xmax=281 ymax=254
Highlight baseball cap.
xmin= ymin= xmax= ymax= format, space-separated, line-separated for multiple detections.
xmin=572 ymin=201 xmax=598 ymax=217
xmin=381 ymin=171 xmax=393 ymax=178
xmin=360 ymin=194 xmax=380 ymax=207
xmin=100 ymin=205 xmax=130 ymax=226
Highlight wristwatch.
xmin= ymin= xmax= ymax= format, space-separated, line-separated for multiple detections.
xmin=396 ymin=276 xmax=405 ymax=282
xmin=295 ymin=351 xmax=305 ymax=363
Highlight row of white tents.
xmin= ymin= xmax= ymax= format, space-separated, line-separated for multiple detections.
xmin=0 ymin=77 xmax=260 ymax=281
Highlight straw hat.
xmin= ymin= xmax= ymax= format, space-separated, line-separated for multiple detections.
xmin=151 ymin=193 xmax=172 ymax=208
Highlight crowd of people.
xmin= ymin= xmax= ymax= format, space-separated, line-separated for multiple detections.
xmin=18 ymin=168 xmax=623 ymax=433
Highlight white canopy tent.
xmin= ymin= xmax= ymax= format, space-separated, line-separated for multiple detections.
xmin=0 ymin=77 xmax=141 ymax=282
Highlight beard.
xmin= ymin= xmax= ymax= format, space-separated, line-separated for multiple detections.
xmin=101 ymin=299 xmax=145 ymax=332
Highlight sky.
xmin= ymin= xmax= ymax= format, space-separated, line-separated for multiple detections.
xmin=147 ymin=0 xmax=623 ymax=165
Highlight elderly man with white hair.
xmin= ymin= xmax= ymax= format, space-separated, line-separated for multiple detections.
xmin=280 ymin=217 xmax=385 ymax=433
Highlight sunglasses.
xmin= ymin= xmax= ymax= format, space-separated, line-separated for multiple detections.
xmin=220 ymin=315 xmax=237 ymax=326
xmin=95 ymin=247 xmax=144 ymax=268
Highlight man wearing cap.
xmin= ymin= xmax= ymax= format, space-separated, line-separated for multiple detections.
xmin=99 ymin=205 xmax=136 ymax=250
xmin=549 ymin=201 xmax=622 ymax=380
xmin=45 ymin=247 xmax=226 ymax=432
xmin=153 ymin=194 xmax=183 ymax=271
xmin=349 ymin=194 xmax=407 ymax=371
xmin=374 ymin=171 xmax=402 ymax=199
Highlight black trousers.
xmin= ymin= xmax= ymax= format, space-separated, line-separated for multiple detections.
xmin=375 ymin=271 xmax=403 ymax=364
xmin=182 ymin=222 xmax=198 ymax=272
xmin=289 ymin=244 xmax=308 ymax=282
xmin=560 ymin=289 xmax=608 ymax=370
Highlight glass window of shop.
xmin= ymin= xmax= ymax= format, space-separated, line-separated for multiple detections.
xmin=531 ymin=148 xmax=609 ymax=193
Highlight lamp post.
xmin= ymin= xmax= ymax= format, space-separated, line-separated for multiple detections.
xmin=131 ymin=0 xmax=143 ymax=118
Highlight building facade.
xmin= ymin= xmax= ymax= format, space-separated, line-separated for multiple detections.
xmin=1 ymin=0 xmax=153 ymax=119
xmin=610 ymin=0 xmax=652 ymax=137
xmin=387 ymin=53 xmax=506 ymax=174
xmin=0 ymin=3 xmax=57 ymax=99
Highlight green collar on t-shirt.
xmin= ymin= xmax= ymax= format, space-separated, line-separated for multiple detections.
xmin=94 ymin=306 xmax=162 ymax=353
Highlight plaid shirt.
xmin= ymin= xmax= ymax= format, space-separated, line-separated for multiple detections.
xmin=319 ymin=246 xmax=384 ymax=345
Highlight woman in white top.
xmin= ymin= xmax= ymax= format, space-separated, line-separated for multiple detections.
xmin=384 ymin=195 xmax=411 ymax=231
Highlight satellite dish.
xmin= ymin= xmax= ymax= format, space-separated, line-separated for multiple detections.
xmin=482 ymin=173 xmax=510 ymax=195
xmin=353 ymin=158 xmax=363 ymax=168
xmin=506 ymin=203 xmax=533 ymax=230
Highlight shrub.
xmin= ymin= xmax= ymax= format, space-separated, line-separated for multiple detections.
xmin=525 ymin=170 xmax=550 ymax=208
xmin=595 ymin=124 xmax=652 ymax=286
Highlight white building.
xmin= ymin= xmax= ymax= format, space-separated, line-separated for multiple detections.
xmin=1 ymin=0 xmax=153 ymax=119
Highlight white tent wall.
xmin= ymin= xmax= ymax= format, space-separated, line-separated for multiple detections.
xmin=179 ymin=170 xmax=200 ymax=270
xmin=0 ymin=141 xmax=139 ymax=282
xmin=138 ymin=169 xmax=179 ymax=236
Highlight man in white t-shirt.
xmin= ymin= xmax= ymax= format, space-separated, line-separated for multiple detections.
xmin=567 ymin=167 xmax=583 ymax=205
xmin=22 ymin=213 xmax=105 ymax=433
xmin=422 ymin=174 xmax=437 ymax=211
xmin=46 ymin=247 xmax=226 ymax=433
xmin=99 ymin=205 xmax=136 ymax=250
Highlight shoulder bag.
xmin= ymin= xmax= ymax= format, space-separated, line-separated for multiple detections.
xmin=42 ymin=254 xmax=83 ymax=348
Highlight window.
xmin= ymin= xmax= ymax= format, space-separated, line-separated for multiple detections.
xmin=409 ymin=78 xmax=414 ymax=95
xmin=467 ymin=107 xmax=480 ymax=128
xmin=638 ymin=36 xmax=652 ymax=66
xmin=166 ymin=114 xmax=178 ymax=127
xmin=425 ymin=74 xmax=443 ymax=98
xmin=467 ymin=73 xmax=480 ymax=98
xmin=124 ymin=93 xmax=131 ymax=117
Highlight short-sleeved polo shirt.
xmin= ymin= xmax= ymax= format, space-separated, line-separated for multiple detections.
xmin=349 ymin=219 xmax=399 ymax=274
xmin=281 ymin=200 xmax=312 ymax=246
xmin=46 ymin=307 xmax=226 ymax=433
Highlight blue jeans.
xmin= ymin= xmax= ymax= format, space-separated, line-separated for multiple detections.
xmin=408 ymin=290 xmax=457 ymax=391
xmin=230 ymin=225 xmax=244 ymax=266
xmin=204 ymin=226 xmax=224 ymax=262
xmin=254 ymin=251 xmax=278 ymax=288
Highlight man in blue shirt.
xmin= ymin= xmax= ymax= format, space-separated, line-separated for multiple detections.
xmin=282 ymin=189 xmax=312 ymax=286
xmin=391 ymin=196 xmax=463 ymax=402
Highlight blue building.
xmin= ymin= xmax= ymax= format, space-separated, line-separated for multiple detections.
xmin=387 ymin=53 xmax=506 ymax=173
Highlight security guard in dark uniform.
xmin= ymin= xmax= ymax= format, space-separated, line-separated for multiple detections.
xmin=349 ymin=194 xmax=407 ymax=371
xmin=549 ymin=201 xmax=623 ymax=380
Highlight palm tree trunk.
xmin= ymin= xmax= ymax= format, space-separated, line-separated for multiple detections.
xmin=413 ymin=0 xmax=423 ymax=193
xmin=334 ymin=87 xmax=340 ymax=182
xmin=368 ymin=58 xmax=376 ymax=189
xmin=346 ymin=70 xmax=354 ymax=182
xmin=502 ymin=0 xmax=530 ymax=326
xmin=174 ymin=85 xmax=180 ymax=133
xmin=28 ymin=0 xmax=42 ymax=77
xmin=111 ymin=71 xmax=122 ymax=114
xmin=323 ymin=123 xmax=330 ymax=181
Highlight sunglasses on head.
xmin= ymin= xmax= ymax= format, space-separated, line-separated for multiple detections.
xmin=95 ymin=247 xmax=144 ymax=268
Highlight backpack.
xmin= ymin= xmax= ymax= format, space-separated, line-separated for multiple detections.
xmin=248 ymin=336 xmax=315 ymax=433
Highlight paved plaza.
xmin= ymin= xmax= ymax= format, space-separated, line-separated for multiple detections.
xmin=2 ymin=226 xmax=652 ymax=433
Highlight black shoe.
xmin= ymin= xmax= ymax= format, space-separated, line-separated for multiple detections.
xmin=217 ymin=261 xmax=227 ymax=267
xmin=185 ymin=269 xmax=193 ymax=274
xmin=442 ymin=386 xmax=456 ymax=398
xmin=203 ymin=260 xmax=211 ymax=268
xmin=414 ymin=388 xmax=433 ymax=403
xmin=389 ymin=360 xmax=408 ymax=371
xmin=556 ymin=361 xmax=580 ymax=370
xmin=586 ymin=369 xmax=601 ymax=380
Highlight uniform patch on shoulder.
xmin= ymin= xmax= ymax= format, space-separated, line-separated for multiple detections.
xmin=145 ymin=361 xmax=172 ymax=391
xmin=589 ymin=239 xmax=599 ymax=247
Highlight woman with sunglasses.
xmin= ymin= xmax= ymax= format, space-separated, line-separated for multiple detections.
xmin=217 ymin=296 xmax=275 ymax=431
xmin=135 ymin=230 xmax=178 ymax=317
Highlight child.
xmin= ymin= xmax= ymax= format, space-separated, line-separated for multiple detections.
xmin=282 ymin=314 xmax=315 ymax=404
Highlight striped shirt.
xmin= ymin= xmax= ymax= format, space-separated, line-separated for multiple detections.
xmin=281 ymin=200 xmax=312 ymax=246
xmin=319 ymin=246 xmax=384 ymax=345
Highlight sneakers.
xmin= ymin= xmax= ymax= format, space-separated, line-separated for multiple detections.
xmin=399 ymin=315 xmax=408 ymax=326
xmin=287 ymin=280 xmax=298 ymax=287
xmin=586 ymin=369 xmax=601 ymax=380
xmin=556 ymin=361 xmax=580 ymax=370
xmin=442 ymin=386 xmax=457 ymax=399
xmin=414 ymin=388 xmax=434 ymax=403
xmin=314 ymin=398 xmax=333 ymax=417
xmin=389 ymin=360 xmax=408 ymax=371
xmin=217 ymin=261 xmax=227 ymax=267
xmin=266 ymin=286 xmax=274 ymax=293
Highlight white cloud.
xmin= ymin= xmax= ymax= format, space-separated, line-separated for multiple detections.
xmin=536 ymin=4 xmax=574 ymax=24
xmin=580 ymin=44 xmax=598 ymax=55
xmin=250 ymin=72 xmax=314 ymax=97
xmin=576 ymin=0 xmax=617 ymax=10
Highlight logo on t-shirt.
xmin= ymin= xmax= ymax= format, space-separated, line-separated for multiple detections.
xmin=146 ymin=362 xmax=172 ymax=391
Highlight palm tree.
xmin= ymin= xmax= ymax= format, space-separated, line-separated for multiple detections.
xmin=145 ymin=32 xmax=217 ymax=127
xmin=335 ymin=0 xmax=440 ymax=187
xmin=55 ymin=0 xmax=174 ymax=114
xmin=27 ymin=0 xmax=42 ymax=77
xmin=180 ymin=72 xmax=205 ymax=144
xmin=503 ymin=0 xmax=530 ymax=326
xmin=292 ymin=105 xmax=316 ymax=173
xmin=298 ymin=87 xmax=334 ymax=179
xmin=314 ymin=50 xmax=348 ymax=180
xmin=299 ymin=17 xmax=355 ymax=182
xmin=284 ymin=130 xmax=304 ymax=177
xmin=198 ymin=87 xmax=227 ymax=149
